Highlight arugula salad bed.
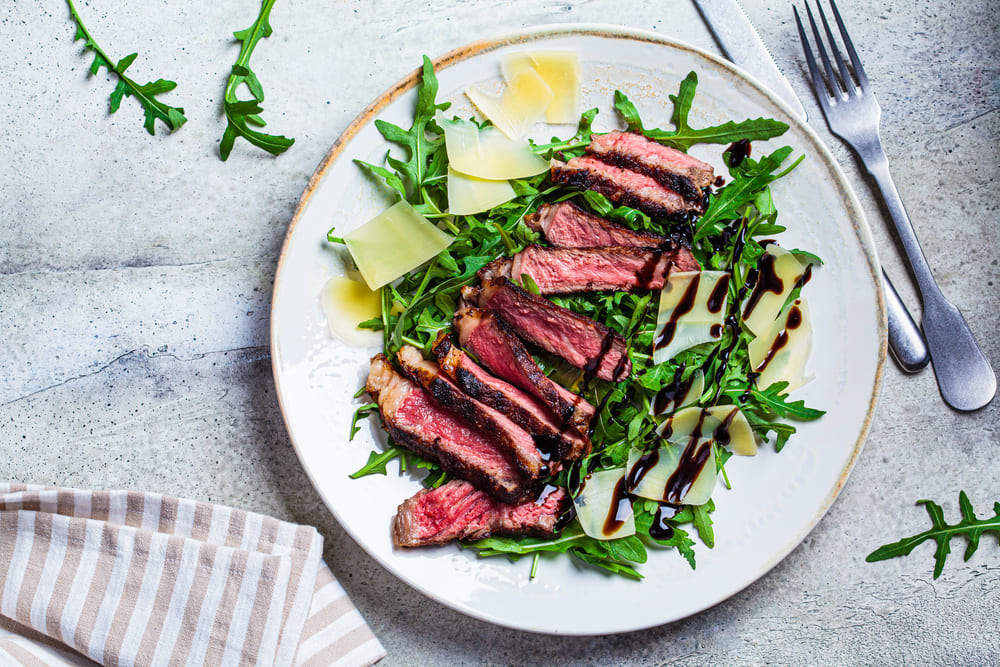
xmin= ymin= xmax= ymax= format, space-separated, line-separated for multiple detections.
xmin=335 ymin=56 xmax=825 ymax=579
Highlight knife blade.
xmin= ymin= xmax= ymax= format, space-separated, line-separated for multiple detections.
xmin=694 ymin=0 xmax=808 ymax=119
xmin=693 ymin=0 xmax=930 ymax=372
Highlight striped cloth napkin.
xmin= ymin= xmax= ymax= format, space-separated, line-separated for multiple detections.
xmin=0 ymin=484 xmax=385 ymax=667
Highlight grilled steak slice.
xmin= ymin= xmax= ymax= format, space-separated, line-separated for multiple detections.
xmin=393 ymin=479 xmax=572 ymax=547
xmin=506 ymin=244 xmax=698 ymax=294
xmin=472 ymin=277 xmax=632 ymax=382
xmin=587 ymin=131 xmax=715 ymax=201
xmin=526 ymin=201 xmax=668 ymax=249
xmin=396 ymin=345 xmax=549 ymax=478
xmin=550 ymin=156 xmax=703 ymax=220
xmin=477 ymin=257 xmax=513 ymax=282
xmin=433 ymin=335 xmax=591 ymax=461
xmin=453 ymin=306 xmax=595 ymax=434
xmin=366 ymin=354 xmax=536 ymax=504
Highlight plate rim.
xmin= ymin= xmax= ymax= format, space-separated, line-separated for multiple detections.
xmin=270 ymin=23 xmax=888 ymax=634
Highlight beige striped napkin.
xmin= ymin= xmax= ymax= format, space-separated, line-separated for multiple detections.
xmin=0 ymin=484 xmax=385 ymax=667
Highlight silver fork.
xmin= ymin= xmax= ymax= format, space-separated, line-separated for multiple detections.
xmin=794 ymin=0 xmax=996 ymax=411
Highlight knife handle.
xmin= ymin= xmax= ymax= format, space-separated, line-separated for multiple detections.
xmin=882 ymin=269 xmax=929 ymax=372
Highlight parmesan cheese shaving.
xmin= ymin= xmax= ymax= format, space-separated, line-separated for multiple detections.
xmin=626 ymin=439 xmax=717 ymax=506
xmin=742 ymin=245 xmax=813 ymax=335
xmin=574 ymin=468 xmax=635 ymax=540
xmin=344 ymin=200 xmax=454 ymax=290
xmin=652 ymin=271 xmax=730 ymax=365
xmin=438 ymin=115 xmax=550 ymax=180
xmin=748 ymin=297 xmax=814 ymax=393
xmin=465 ymin=68 xmax=554 ymax=139
xmin=502 ymin=51 xmax=581 ymax=124
xmin=446 ymin=167 xmax=516 ymax=215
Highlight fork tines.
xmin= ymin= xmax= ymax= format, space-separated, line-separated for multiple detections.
xmin=794 ymin=0 xmax=869 ymax=102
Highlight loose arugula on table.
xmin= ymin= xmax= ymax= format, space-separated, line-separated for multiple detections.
xmin=867 ymin=492 xmax=1000 ymax=579
xmin=219 ymin=0 xmax=295 ymax=160
xmin=64 ymin=0 xmax=187 ymax=135
xmin=339 ymin=59 xmax=825 ymax=578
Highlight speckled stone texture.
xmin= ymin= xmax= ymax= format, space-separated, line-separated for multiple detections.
xmin=1 ymin=0 xmax=997 ymax=664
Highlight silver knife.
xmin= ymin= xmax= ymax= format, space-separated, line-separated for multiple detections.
xmin=695 ymin=0 xmax=807 ymax=119
xmin=693 ymin=0 xmax=930 ymax=372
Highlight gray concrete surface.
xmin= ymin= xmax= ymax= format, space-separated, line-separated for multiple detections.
xmin=2 ymin=0 xmax=998 ymax=664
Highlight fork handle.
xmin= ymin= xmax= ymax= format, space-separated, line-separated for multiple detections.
xmin=863 ymin=147 xmax=938 ymax=296
xmin=863 ymin=146 xmax=996 ymax=410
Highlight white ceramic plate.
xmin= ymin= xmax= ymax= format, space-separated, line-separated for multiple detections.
xmin=271 ymin=25 xmax=886 ymax=635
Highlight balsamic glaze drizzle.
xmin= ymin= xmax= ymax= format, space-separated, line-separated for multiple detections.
xmin=663 ymin=440 xmax=713 ymax=503
xmin=712 ymin=409 xmax=738 ymax=447
xmin=741 ymin=252 xmax=784 ymax=321
xmin=727 ymin=139 xmax=752 ymax=168
xmin=652 ymin=364 xmax=693 ymax=416
xmin=754 ymin=301 xmax=802 ymax=374
xmin=625 ymin=449 xmax=660 ymax=492
xmin=649 ymin=503 xmax=681 ymax=541
xmin=602 ymin=475 xmax=634 ymax=537
xmin=706 ymin=275 xmax=730 ymax=314
xmin=653 ymin=273 xmax=701 ymax=351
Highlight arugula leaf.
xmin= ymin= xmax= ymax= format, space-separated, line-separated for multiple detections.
xmin=372 ymin=56 xmax=451 ymax=203
xmin=716 ymin=446 xmax=733 ymax=489
xmin=349 ymin=446 xmax=403 ymax=479
xmin=787 ymin=248 xmax=825 ymax=266
xmin=743 ymin=412 xmax=797 ymax=452
xmin=649 ymin=522 xmax=698 ymax=569
xmin=64 ymin=0 xmax=186 ymax=135
xmin=470 ymin=523 xmax=646 ymax=579
xmin=750 ymin=381 xmax=826 ymax=421
xmin=532 ymin=107 xmax=599 ymax=157
xmin=613 ymin=90 xmax=644 ymax=132
xmin=355 ymin=156 xmax=407 ymax=199
xmin=520 ymin=273 xmax=541 ymax=295
xmin=867 ymin=492 xmax=1000 ymax=579
xmin=348 ymin=403 xmax=380 ymax=440
xmin=422 ymin=468 xmax=450 ymax=488
xmin=219 ymin=0 xmax=294 ymax=160
xmin=693 ymin=502 xmax=716 ymax=548
xmin=695 ymin=147 xmax=803 ymax=241
xmin=614 ymin=73 xmax=789 ymax=152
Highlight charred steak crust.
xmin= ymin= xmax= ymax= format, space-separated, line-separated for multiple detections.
xmin=396 ymin=345 xmax=548 ymax=479
xmin=550 ymin=157 xmax=703 ymax=221
xmin=433 ymin=334 xmax=591 ymax=461
xmin=586 ymin=131 xmax=716 ymax=201
xmin=393 ymin=479 xmax=572 ymax=547
xmin=476 ymin=276 xmax=632 ymax=383
xmin=596 ymin=151 xmax=702 ymax=200
xmin=453 ymin=306 xmax=595 ymax=434
xmin=477 ymin=257 xmax=513 ymax=282
xmin=366 ymin=354 xmax=537 ymax=505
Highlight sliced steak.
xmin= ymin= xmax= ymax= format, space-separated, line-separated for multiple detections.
xmin=587 ymin=131 xmax=715 ymax=201
xmin=433 ymin=335 xmax=591 ymax=461
xmin=477 ymin=257 xmax=513 ymax=282
xmin=507 ymin=244 xmax=698 ymax=294
xmin=526 ymin=201 xmax=668 ymax=249
xmin=550 ymin=156 xmax=703 ymax=220
xmin=396 ymin=345 xmax=549 ymax=479
xmin=453 ymin=306 xmax=595 ymax=434
xmin=393 ymin=480 xmax=572 ymax=547
xmin=472 ymin=277 xmax=632 ymax=383
xmin=366 ymin=354 xmax=536 ymax=504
